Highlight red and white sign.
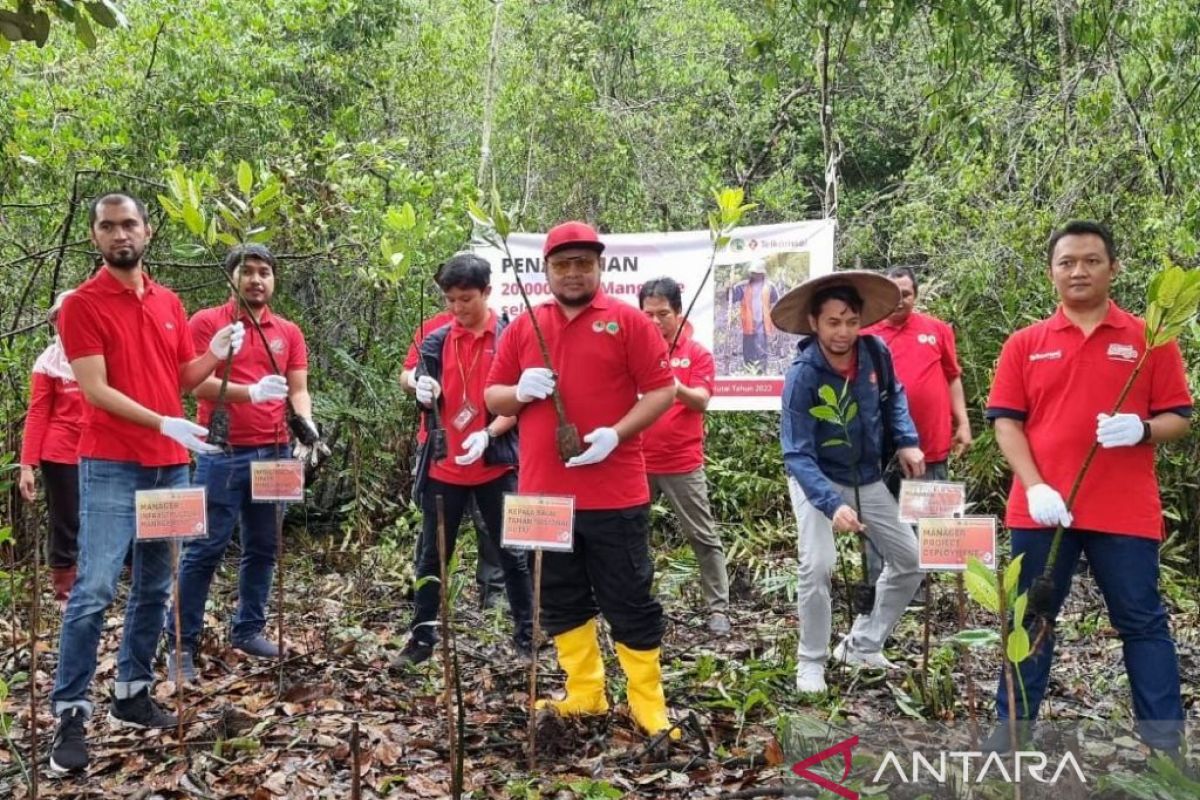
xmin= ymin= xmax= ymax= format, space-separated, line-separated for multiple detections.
xmin=135 ymin=488 xmax=208 ymax=541
xmin=251 ymin=459 xmax=305 ymax=502
xmin=502 ymin=494 xmax=575 ymax=552
xmin=918 ymin=517 xmax=997 ymax=571
xmin=898 ymin=480 xmax=967 ymax=523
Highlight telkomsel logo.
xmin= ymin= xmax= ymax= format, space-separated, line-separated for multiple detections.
xmin=791 ymin=735 xmax=859 ymax=799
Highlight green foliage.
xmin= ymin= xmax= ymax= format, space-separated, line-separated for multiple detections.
xmin=1145 ymin=264 xmax=1200 ymax=348
xmin=0 ymin=0 xmax=126 ymax=50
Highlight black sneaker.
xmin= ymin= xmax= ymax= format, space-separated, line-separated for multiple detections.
xmin=49 ymin=707 xmax=88 ymax=774
xmin=390 ymin=639 xmax=434 ymax=668
xmin=108 ymin=687 xmax=178 ymax=730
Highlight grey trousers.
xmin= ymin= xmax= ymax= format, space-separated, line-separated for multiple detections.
xmin=866 ymin=460 xmax=949 ymax=585
xmin=650 ymin=469 xmax=730 ymax=612
xmin=788 ymin=476 xmax=922 ymax=665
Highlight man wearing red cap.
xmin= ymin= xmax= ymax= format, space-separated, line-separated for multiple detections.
xmin=485 ymin=221 xmax=679 ymax=740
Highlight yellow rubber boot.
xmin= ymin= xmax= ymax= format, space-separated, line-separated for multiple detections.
xmin=615 ymin=643 xmax=680 ymax=739
xmin=536 ymin=619 xmax=610 ymax=717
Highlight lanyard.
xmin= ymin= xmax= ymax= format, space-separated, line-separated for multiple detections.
xmin=453 ymin=333 xmax=485 ymax=403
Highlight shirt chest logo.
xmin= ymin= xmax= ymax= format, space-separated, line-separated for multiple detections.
xmin=591 ymin=320 xmax=620 ymax=335
xmin=917 ymin=333 xmax=937 ymax=345
xmin=670 ymin=357 xmax=692 ymax=368
xmin=164 ymin=321 xmax=175 ymax=331
xmin=269 ymin=338 xmax=285 ymax=354
xmin=1029 ymin=350 xmax=1062 ymax=362
xmin=1106 ymin=343 xmax=1138 ymax=362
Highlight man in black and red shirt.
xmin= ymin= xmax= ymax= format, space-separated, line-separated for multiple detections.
xmin=49 ymin=194 xmax=245 ymax=773
xmin=485 ymin=222 xmax=678 ymax=739
xmin=395 ymin=254 xmax=533 ymax=665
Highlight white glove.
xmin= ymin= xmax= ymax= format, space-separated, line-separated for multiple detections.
xmin=415 ymin=375 xmax=441 ymax=406
xmin=1026 ymin=483 xmax=1073 ymax=528
xmin=160 ymin=417 xmax=220 ymax=454
xmin=515 ymin=367 xmax=555 ymax=403
xmin=208 ymin=322 xmax=245 ymax=359
xmin=565 ymin=427 xmax=619 ymax=468
xmin=455 ymin=430 xmax=490 ymax=466
xmin=1097 ymin=412 xmax=1144 ymax=448
xmin=248 ymin=374 xmax=289 ymax=404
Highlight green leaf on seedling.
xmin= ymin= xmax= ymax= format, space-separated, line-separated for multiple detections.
xmin=818 ymin=385 xmax=838 ymax=406
xmin=1012 ymin=592 xmax=1028 ymax=632
xmin=809 ymin=405 xmax=839 ymax=423
xmin=821 ymin=438 xmax=849 ymax=447
xmin=845 ymin=402 xmax=858 ymax=423
xmin=1003 ymin=552 xmax=1023 ymax=598
xmin=236 ymin=160 xmax=253 ymax=195
xmin=1006 ymin=626 xmax=1031 ymax=664
xmin=964 ymin=556 xmax=999 ymax=613
xmin=949 ymin=629 xmax=1000 ymax=648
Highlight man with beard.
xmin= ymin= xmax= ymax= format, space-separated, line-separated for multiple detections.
xmin=165 ymin=244 xmax=322 ymax=681
xmin=775 ymin=272 xmax=926 ymax=694
xmin=638 ymin=277 xmax=731 ymax=636
xmin=50 ymin=193 xmax=245 ymax=773
xmin=485 ymin=222 xmax=679 ymax=740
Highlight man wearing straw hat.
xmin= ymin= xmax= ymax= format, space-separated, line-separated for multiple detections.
xmin=775 ymin=271 xmax=926 ymax=694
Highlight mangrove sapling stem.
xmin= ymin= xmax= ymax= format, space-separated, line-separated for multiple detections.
xmin=171 ymin=540 xmax=186 ymax=751
xmin=998 ymin=578 xmax=1022 ymax=800
xmin=434 ymin=495 xmax=460 ymax=797
xmin=492 ymin=235 xmax=580 ymax=459
xmin=527 ymin=549 xmax=543 ymax=770
xmin=667 ymin=243 xmax=718 ymax=359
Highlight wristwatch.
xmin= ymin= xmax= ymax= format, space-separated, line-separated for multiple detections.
xmin=1139 ymin=420 xmax=1152 ymax=444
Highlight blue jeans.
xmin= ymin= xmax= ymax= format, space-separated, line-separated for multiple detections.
xmin=168 ymin=445 xmax=286 ymax=651
xmin=996 ymin=528 xmax=1183 ymax=749
xmin=51 ymin=459 xmax=187 ymax=717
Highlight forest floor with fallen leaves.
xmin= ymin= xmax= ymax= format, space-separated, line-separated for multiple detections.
xmin=1 ymin=529 xmax=1197 ymax=799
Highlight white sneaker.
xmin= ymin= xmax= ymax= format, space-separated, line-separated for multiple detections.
xmin=832 ymin=637 xmax=896 ymax=670
xmin=795 ymin=662 xmax=827 ymax=693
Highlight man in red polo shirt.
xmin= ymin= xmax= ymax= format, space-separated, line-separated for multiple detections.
xmin=49 ymin=193 xmax=245 ymax=774
xmin=862 ymin=266 xmax=972 ymax=598
xmin=983 ymin=221 xmax=1191 ymax=756
xmin=638 ymin=276 xmax=731 ymax=636
xmin=165 ymin=244 xmax=319 ymax=682
xmin=485 ymin=222 xmax=678 ymax=740
xmin=401 ymin=276 xmax=507 ymax=608
xmin=393 ymin=254 xmax=532 ymax=665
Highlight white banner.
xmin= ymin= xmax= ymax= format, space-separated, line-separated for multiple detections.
xmin=474 ymin=220 xmax=835 ymax=410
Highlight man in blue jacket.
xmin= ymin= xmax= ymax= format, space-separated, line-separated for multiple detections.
xmin=774 ymin=271 xmax=926 ymax=694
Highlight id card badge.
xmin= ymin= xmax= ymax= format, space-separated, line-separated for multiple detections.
xmin=452 ymin=400 xmax=479 ymax=432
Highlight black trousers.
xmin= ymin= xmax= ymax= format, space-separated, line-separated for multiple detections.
xmin=541 ymin=505 xmax=664 ymax=651
xmin=42 ymin=460 xmax=79 ymax=569
xmin=412 ymin=473 xmax=533 ymax=645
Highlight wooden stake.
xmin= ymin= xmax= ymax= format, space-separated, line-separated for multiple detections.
xmin=526 ymin=548 xmax=543 ymax=771
xmin=435 ymin=496 xmax=459 ymax=794
xmin=28 ymin=505 xmax=40 ymax=798
xmin=955 ymin=573 xmax=979 ymax=745
xmin=276 ymin=500 xmax=285 ymax=695
xmin=350 ymin=720 xmax=361 ymax=800
xmin=921 ymin=578 xmax=932 ymax=689
xmin=171 ymin=539 xmax=185 ymax=751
